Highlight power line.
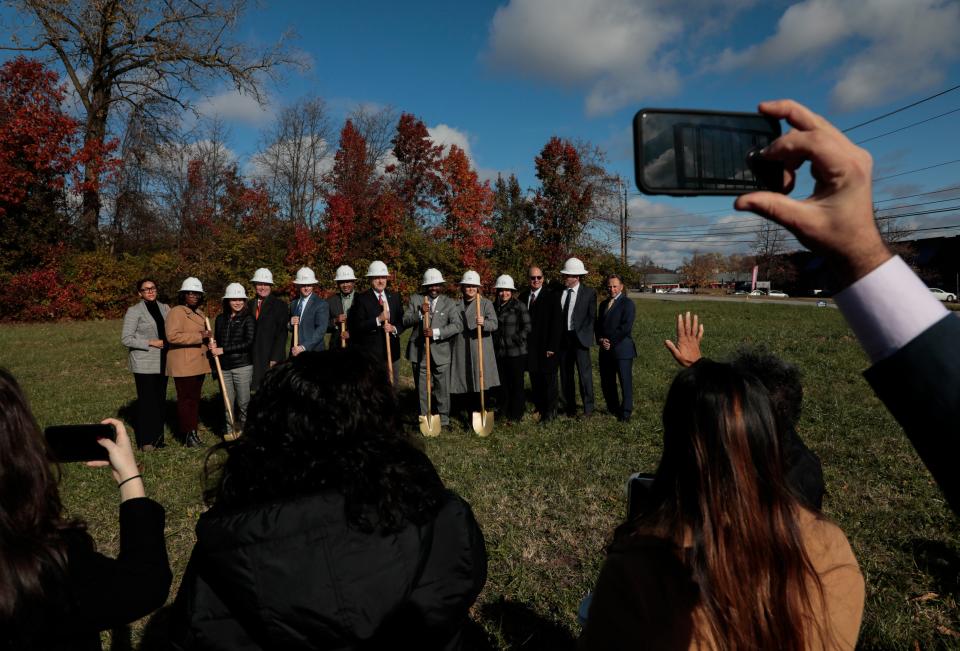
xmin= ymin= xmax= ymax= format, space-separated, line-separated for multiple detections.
xmin=873 ymin=159 xmax=960 ymax=182
xmin=854 ymin=106 xmax=960 ymax=145
xmin=875 ymin=185 xmax=960 ymax=203
xmin=841 ymin=84 xmax=960 ymax=133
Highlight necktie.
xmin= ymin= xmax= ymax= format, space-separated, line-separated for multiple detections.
xmin=563 ymin=288 xmax=573 ymax=329
xmin=529 ymin=291 xmax=536 ymax=309
xmin=256 ymin=298 xmax=262 ymax=319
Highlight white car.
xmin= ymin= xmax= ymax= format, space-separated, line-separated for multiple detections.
xmin=768 ymin=290 xmax=789 ymax=298
xmin=667 ymin=287 xmax=692 ymax=294
xmin=930 ymin=288 xmax=957 ymax=302
xmin=749 ymin=289 xmax=765 ymax=296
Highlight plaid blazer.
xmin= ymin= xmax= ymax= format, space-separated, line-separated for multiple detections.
xmin=494 ymin=298 xmax=531 ymax=358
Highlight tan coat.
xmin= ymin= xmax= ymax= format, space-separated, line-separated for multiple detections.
xmin=580 ymin=508 xmax=864 ymax=650
xmin=165 ymin=305 xmax=210 ymax=377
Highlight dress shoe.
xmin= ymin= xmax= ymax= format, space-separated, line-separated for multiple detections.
xmin=184 ymin=430 xmax=203 ymax=448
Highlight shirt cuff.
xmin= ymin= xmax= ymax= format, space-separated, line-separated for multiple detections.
xmin=834 ymin=256 xmax=949 ymax=363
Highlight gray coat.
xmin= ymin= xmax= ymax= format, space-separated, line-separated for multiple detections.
xmin=450 ymin=296 xmax=500 ymax=393
xmin=121 ymin=300 xmax=171 ymax=374
xmin=402 ymin=293 xmax=463 ymax=365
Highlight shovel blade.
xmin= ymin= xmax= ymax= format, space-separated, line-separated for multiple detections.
xmin=419 ymin=414 xmax=442 ymax=437
xmin=223 ymin=429 xmax=241 ymax=442
xmin=471 ymin=410 xmax=494 ymax=437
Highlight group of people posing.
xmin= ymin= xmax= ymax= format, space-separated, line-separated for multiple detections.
xmin=122 ymin=256 xmax=639 ymax=448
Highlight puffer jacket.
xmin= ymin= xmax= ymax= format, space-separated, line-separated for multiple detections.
xmin=213 ymin=311 xmax=255 ymax=371
xmin=169 ymin=490 xmax=487 ymax=651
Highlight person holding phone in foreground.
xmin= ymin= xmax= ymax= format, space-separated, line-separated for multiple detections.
xmin=0 ymin=368 xmax=172 ymax=649
xmin=733 ymin=100 xmax=959 ymax=516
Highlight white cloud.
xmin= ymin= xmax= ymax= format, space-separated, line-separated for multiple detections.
xmin=709 ymin=0 xmax=960 ymax=111
xmin=195 ymin=89 xmax=274 ymax=126
xmin=428 ymin=124 xmax=474 ymax=160
xmin=484 ymin=0 xmax=683 ymax=116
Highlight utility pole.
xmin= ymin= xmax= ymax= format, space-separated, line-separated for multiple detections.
xmin=616 ymin=177 xmax=629 ymax=265
xmin=622 ymin=180 xmax=629 ymax=265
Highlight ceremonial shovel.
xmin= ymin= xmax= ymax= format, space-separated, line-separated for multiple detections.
xmin=418 ymin=297 xmax=441 ymax=437
xmin=471 ymin=294 xmax=494 ymax=436
xmin=206 ymin=315 xmax=239 ymax=441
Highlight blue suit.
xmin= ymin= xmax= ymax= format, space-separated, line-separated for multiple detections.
xmin=289 ymin=294 xmax=329 ymax=353
xmin=595 ymin=294 xmax=637 ymax=421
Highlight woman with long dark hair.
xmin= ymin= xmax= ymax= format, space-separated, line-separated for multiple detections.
xmin=580 ymin=360 xmax=864 ymax=650
xmin=121 ymin=277 xmax=169 ymax=450
xmin=492 ymin=274 xmax=530 ymax=423
xmin=170 ymin=348 xmax=487 ymax=650
xmin=209 ymin=283 xmax=255 ymax=435
xmin=0 ymin=368 xmax=172 ymax=649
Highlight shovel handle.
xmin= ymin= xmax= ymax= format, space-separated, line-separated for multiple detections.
xmin=476 ymin=294 xmax=485 ymax=413
xmin=206 ymin=316 xmax=236 ymax=433
xmin=340 ymin=321 xmax=346 ymax=349
xmin=293 ymin=322 xmax=299 ymax=349
xmin=423 ymin=297 xmax=432 ymax=413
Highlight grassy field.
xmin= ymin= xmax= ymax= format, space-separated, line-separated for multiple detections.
xmin=1 ymin=299 xmax=958 ymax=649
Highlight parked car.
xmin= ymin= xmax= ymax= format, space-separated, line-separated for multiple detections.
xmin=930 ymin=288 xmax=957 ymax=302
xmin=667 ymin=287 xmax=693 ymax=294
xmin=768 ymin=290 xmax=789 ymax=298
xmin=749 ymin=289 xmax=766 ymax=296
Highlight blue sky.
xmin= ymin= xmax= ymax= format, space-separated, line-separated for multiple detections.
xmin=6 ymin=0 xmax=960 ymax=268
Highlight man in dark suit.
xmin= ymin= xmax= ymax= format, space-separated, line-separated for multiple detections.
xmin=734 ymin=99 xmax=959 ymax=513
xmin=595 ymin=274 xmax=636 ymax=422
xmin=289 ymin=267 xmax=329 ymax=355
xmin=327 ymin=265 xmax=357 ymax=350
xmin=347 ymin=260 xmax=405 ymax=385
xmin=248 ymin=267 xmax=288 ymax=390
xmin=518 ymin=265 xmax=562 ymax=423
xmin=558 ymin=257 xmax=596 ymax=417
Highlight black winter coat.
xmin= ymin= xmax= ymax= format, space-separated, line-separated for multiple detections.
xmin=169 ymin=490 xmax=487 ymax=651
xmin=5 ymin=498 xmax=171 ymax=651
xmin=213 ymin=311 xmax=255 ymax=371
xmin=248 ymin=294 xmax=288 ymax=389
xmin=494 ymin=298 xmax=531 ymax=358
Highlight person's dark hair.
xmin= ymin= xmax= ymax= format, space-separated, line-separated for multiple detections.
xmin=204 ymin=349 xmax=446 ymax=533
xmin=0 ymin=369 xmax=83 ymax=622
xmin=605 ymin=274 xmax=629 ymax=297
xmin=619 ymin=360 xmax=827 ymax=650
xmin=136 ymin=278 xmax=158 ymax=293
xmin=220 ymin=298 xmax=250 ymax=319
xmin=731 ymin=347 xmax=802 ymax=429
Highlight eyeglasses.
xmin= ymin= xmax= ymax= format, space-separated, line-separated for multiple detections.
xmin=140 ymin=286 xmax=157 ymax=292
xmin=529 ymin=275 xmax=543 ymax=280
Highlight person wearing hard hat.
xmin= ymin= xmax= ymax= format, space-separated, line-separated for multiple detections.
xmin=347 ymin=261 xmax=405 ymax=385
xmin=402 ymin=268 xmax=463 ymax=428
xmin=327 ymin=265 xmax=357 ymax=349
xmin=558 ymin=257 xmax=596 ymax=418
xmin=450 ymin=271 xmax=500 ymax=413
xmin=493 ymin=274 xmax=531 ymax=424
xmin=248 ymin=268 xmax=288 ymax=391
xmin=289 ymin=267 xmax=329 ymax=355
xmin=210 ymin=283 xmax=256 ymax=434
xmin=518 ymin=265 xmax=563 ymax=424
xmin=165 ymin=277 xmax=211 ymax=448
xmin=595 ymin=274 xmax=637 ymax=423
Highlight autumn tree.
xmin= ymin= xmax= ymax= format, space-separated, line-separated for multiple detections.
xmin=253 ymin=97 xmax=332 ymax=226
xmin=1 ymin=0 xmax=291 ymax=248
xmin=0 ymin=57 xmax=79 ymax=273
xmin=324 ymin=119 xmax=401 ymax=265
xmin=531 ymin=136 xmax=594 ymax=269
xmin=753 ymin=221 xmax=795 ymax=286
xmin=437 ymin=145 xmax=494 ymax=281
xmin=490 ymin=174 xmax=533 ymax=280
xmin=349 ymin=103 xmax=398 ymax=172
xmin=388 ymin=113 xmax=444 ymax=228
xmin=679 ymin=252 xmax=722 ymax=292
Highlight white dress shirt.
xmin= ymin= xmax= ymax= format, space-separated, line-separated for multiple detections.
xmin=563 ymin=284 xmax=580 ymax=331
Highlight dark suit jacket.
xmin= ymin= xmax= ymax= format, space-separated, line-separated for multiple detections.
xmin=518 ymin=287 xmax=562 ymax=372
xmin=347 ymin=289 xmax=405 ymax=362
xmin=595 ymin=295 xmax=637 ymax=360
xmin=561 ymin=284 xmax=596 ymax=349
xmin=249 ymin=294 xmax=288 ymax=389
xmin=326 ymin=292 xmax=356 ymax=348
xmin=864 ymin=313 xmax=960 ymax=514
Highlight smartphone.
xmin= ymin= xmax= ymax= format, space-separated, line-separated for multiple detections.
xmin=44 ymin=424 xmax=115 ymax=462
xmin=633 ymin=108 xmax=784 ymax=196
xmin=626 ymin=472 xmax=655 ymax=520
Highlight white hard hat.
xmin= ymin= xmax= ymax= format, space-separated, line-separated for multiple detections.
xmin=179 ymin=277 xmax=204 ymax=293
xmin=250 ymin=268 xmax=274 ymax=284
xmin=422 ymin=268 xmax=445 ymax=286
xmin=223 ymin=283 xmax=248 ymax=300
xmin=560 ymin=257 xmax=588 ymax=276
xmin=459 ymin=270 xmax=481 ymax=286
xmin=293 ymin=267 xmax=318 ymax=285
xmin=365 ymin=260 xmax=389 ymax=277
xmin=495 ymin=274 xmax=517 ymax=291
xmin=334 ymin=265 xmax=357 ymax=282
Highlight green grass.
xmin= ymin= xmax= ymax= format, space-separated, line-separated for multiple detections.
xmin=1 ymin=300 xmax=958 ymax=649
